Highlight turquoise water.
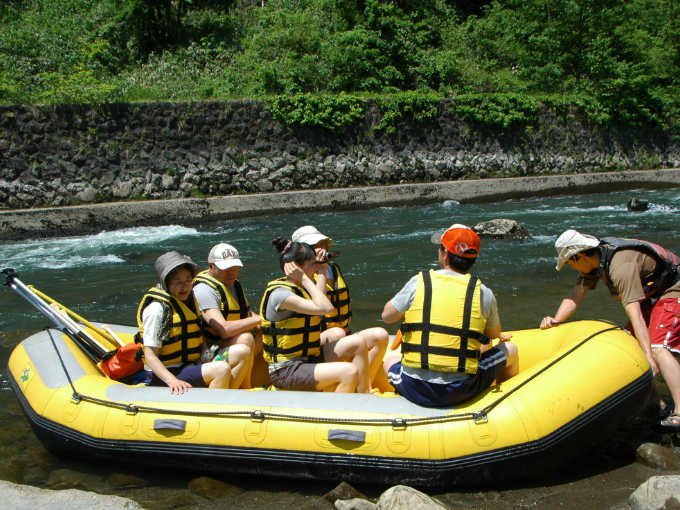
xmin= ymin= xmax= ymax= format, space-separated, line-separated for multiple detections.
xmin=0 ymin=186 xmax=678 ymax=507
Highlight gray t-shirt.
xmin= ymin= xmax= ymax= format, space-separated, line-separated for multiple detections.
xmin=263 ymin=286 xmax=306 ymax=374
xmin=193 ymin=281 xmax=239 ymax=312
xmin=389 ymin=269 xmax=500 ymax=384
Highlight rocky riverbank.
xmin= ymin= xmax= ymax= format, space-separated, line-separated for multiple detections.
xmin=1 ymin=168 xmax=679 ymax=241
xmin=2 ymin=100 xmax=679 ymax=211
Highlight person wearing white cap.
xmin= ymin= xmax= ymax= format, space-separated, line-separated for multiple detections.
xmin=542 ymin=229 xmax=680 ymax=428
xmin=193 ymin=243 xmax=263 ymax=389
xmin=381 ymin=224 xmax=518 ymax=407
xmin=291 ymin=225 xmax=390 ymax=390
xmin=136 ymin=251 xmax=231 ymax=394
xmin=291 ymin=225 xmax=352 ymax=333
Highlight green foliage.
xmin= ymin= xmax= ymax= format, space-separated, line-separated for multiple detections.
xmin=266 ymin=93 xmax=366 ymax=130
xmin=0 ymin=0 xmax=677 ymax=137
xmin=450 ymin=93 xmax=541 ymax=129
xmin=374 ymin=91 xmax=440 ymax=134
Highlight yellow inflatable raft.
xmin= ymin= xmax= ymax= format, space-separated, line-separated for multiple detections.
xmin=7 ymin=319 xmax=651 ymax=487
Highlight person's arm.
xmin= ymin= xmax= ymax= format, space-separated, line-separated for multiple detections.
xmin=624 ymin=300 xmax=660 ymax=376
xmin=201 ymin=307 xmax=261 ymax=340
xmin=143 ymin=346 xmax=192 ymax=394
xmin=279 ymin=262 xmax=334 ymax=315
xmin=382 ymin=301 xmax=404 ymax=324
xmin=540 ymin=284 xmax=589 ymax=329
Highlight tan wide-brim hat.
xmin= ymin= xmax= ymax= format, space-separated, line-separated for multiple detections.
xmin=555 ymin=229 xmax=600 ymax=270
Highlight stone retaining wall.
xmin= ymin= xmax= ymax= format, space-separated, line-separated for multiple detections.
xmin=1 ymin=100 xmax=679 ymax=209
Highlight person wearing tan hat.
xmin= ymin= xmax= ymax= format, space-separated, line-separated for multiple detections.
xmin=542 ymin=229 xmax=680 ymax=427
xmin=291 ymin=225 xmax=390 ymax=391
xmin=136 ymin=251 xmax=231 ymax=394
xmin=381 ymin=224 xmax=518 ymax=407
xmin=193 ymin=242 xmax=265 ymax=389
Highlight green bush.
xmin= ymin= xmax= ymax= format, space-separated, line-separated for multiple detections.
xmin=266 ymin=93 xmax=366 ymax=130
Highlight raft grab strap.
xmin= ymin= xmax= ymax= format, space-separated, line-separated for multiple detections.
xmin=45 ymin=323 xmax=627 ymax=428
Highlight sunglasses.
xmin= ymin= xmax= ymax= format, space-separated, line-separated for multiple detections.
xmin=568 ymin=253 xmax=580 ymax=262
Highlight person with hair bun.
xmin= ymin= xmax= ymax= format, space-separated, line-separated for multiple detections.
xmin=259 ymin=237 xmax=387 ymax=392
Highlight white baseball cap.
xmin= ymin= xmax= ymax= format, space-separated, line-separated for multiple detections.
xmin=291 ymin=225 xmax=332 ymax=246
xmin=554 ymin=229 xmax=600 ymax=270
xmin=208 ymin=243 xmax=243 ymax=270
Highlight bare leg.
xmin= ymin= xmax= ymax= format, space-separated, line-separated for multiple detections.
xmin=227 ymin=343 xmax=253 ymax=389
xmin=323 ymin=334 xmax=370 ymax=393
xmin=495 ymin=342 xmax=519 ymax=382
xmin=320 ymin=327 xmax=346 ymax=345
xmin=314 ymin=361 xmax=359 ymax=393
xmin=355 ymin=327 xmax=389 ymax=391
xmin=653 ymin=347 xmax=680 ymax=411
xmin=201 ymin=360 xmax=231 ymax=389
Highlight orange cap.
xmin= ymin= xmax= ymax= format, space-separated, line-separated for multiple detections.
xmin=438 ymin=224 xmax=480 ymax=258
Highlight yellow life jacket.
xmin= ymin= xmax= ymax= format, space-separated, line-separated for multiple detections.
xmin=400 ymin=270 xmax=490 ymax=375
xmin=318 ymin=262 xmax=351 ymax=330
xmin=136 ymin=287 xmax=204 ymax=366
xmin=192 ymin=270 xmax=250 ymax=321
xmin=259 ymin=278 xmax=322 ymax=363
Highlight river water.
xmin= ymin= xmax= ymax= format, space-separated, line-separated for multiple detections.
xmin=0 ymin=186 xmax=678 ymax=508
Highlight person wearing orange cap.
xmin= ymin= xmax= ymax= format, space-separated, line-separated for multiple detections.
xmin=541 ymin=229 xmax=680 ymax=427
xmin=381 ymin=224 xmax=518 ymax=407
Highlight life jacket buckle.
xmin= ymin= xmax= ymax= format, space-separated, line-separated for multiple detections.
xmin=473 ymin=410 xmax=488 ymax=424
xmin=391 ymin=418 xmax=407 ymax=430
xmin=250 ymin=410 xmax=265 ymax=422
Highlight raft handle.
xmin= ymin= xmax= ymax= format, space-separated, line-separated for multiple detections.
xmin=154 ymin=419 xmax=186 ymax=432
xmin=391 ymin=418 xmax=407 ymax=430
xmin=328 ymin=429 xmax=366 ymax=443
xmin=473 ymin=411 xmax=488 ymax=424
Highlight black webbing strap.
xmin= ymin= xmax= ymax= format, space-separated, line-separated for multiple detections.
xmin=168 ymin=294 xmax=189 ymax=364
xmin=420 ymin=271 xmax=433 ymax=369
xmin=457 ymin=275 xmax=477 ymax=373
xmin=194 ymin=274 xmax=228 ymax=315
xmin=233 ymin=280 xmax=249 ymax=319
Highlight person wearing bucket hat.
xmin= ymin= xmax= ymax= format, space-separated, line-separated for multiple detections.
xmin=193 ymin=243 xmax=266 ymax=389
xmin=381 ymin=224 xmax=518 ymax=407
xmin=291 ymin=225 xmax=390 ymax=390
xmin=541 ymin=229 xmax=680 ymax=428
xmin=136 ymin=251 xmax=231 ymax=394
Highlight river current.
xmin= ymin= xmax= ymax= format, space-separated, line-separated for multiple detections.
xmin=0 ymin=186 xmax=678 ymax=508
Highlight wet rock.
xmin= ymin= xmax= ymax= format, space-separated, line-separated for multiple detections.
xmin=376 ymin=485 xmax=447 ymax=510
xmin=473 ymin=218 xmax=532 ymax=240
xmin=629 ymin=475 xmax=680 ymax=510
xmin=627 ymin=198 xmax=649 ymax=211
xmin=636 ymin=443 xmax=680 ymax=470
xmin=46 ymin=468 xmax=88 ymax=490
xmin=335 ymin=498 xmax=377 ymax=510
xmin=323 ymin=481 xmax=368 ymax=505
xmin=0 ymin=480 xmax=144 ymax=510
xmin=108 ymin=472 xmax=148 ymax=489
xmin=187 ymin=476 xmax=242 ymax=500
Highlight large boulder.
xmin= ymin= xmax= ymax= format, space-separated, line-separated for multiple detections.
xmin=0 ymin=480 xmax=144 ymax=510
xmin=629 ymin=475 xmax=680 ymax=510
xmin=376 ymin=485 xmax=447 ymax=510
xmin=473 ymin=218 xmax=532 ymax=240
